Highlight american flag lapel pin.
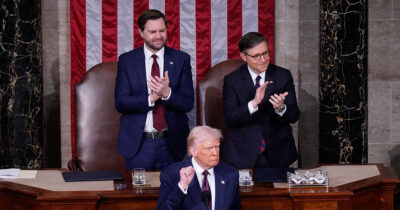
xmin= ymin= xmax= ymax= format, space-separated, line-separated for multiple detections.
xmin=221 ymin=180 xmax=225 ymax=184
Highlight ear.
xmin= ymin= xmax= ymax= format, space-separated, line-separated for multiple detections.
xmin=139 ymin=29 xmax=144 ymax=38
xmin=239 ymin=52 xmax=247 ymax=62
xmin=189 ymin=147 xmax=197 ymax=157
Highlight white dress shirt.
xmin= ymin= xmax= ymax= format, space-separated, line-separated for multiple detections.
xmin=191 ymin=158 xmax=216 ymax=210
xmin=143 ymin=44 xmax=170 ymax=132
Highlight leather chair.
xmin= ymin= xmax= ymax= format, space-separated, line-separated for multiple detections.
xmin=68 ymin=62 xmax=125 ymax=172
xmin=198 ymin=59 xmax=245 ymax=136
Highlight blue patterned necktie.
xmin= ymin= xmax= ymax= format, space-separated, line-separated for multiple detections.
xmin=254 ymin=75 xmax=266 ymax=154
xmin=255 ymin=75 xmax=261 ymax=89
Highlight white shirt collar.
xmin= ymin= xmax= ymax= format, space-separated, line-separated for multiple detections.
xmin=191 ymin=157 xmax=214 ymax=177
xmin=247 ymin=65 xmax=265 ymax=85
xmin=143 ymin=44 xmax=165 ymax=60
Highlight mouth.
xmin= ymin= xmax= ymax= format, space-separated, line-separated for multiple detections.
xmin=153 ymin=39 xmax=164 ymax=44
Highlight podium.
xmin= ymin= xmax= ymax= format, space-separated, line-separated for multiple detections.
xmin=0 ymin=164 xmax=398 ymax=210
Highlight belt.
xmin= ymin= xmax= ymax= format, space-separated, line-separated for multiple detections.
xmin=143 ymin=131 xmax=169 ymax=139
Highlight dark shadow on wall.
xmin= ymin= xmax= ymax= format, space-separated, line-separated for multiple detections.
xmin=297 ymin=78 xmax=319 ymax=168
xmin=43 ymin=60 xmax=61 ymax=168
xmin=42 ymin=0 xmax=61 ymax=168
xmin=388 ymin=145 xmax=400 ymax=178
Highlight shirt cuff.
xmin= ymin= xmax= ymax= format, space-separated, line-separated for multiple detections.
xmin=275 ymin=104 xmax=286 ymax=117
xmin=248 ymin=101 xmax=258 ymax=114
xmin=148 ymin=95 xmax=155 ymax=107
xmin=162 ymin=88 xmax=172 ymax=100
xmin=178 ymin=182 xmax=188 ymax=194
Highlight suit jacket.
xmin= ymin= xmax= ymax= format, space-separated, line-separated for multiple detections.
xmin=157 ymin=158 xmax=242 ymax=210
xmin=222 ymin=64 xmax=300 ymax=169
xmin=115 ymin=46 xmax=194 ymax=160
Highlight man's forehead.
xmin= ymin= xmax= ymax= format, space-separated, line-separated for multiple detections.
xmin=144 ymin=18 xmax=166 ymax=29
xmin=247 ymin=42 xmax=268 ymax=52
xmin=200 ymin=138 xmax=220 ymax=146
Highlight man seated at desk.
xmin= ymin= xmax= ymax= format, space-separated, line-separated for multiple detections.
xmin=157 ymin=126 xmax=242 ymax=210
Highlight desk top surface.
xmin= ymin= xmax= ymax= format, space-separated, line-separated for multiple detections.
xmin=0 ymin=164 xmax=398 ymax=199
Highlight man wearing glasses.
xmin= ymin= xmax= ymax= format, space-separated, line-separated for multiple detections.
xmin=222 ymin=32 xmax=300 ymax=169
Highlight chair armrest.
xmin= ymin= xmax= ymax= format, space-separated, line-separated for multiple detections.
xmin=67 ymin=158 xmax=83 ymax=172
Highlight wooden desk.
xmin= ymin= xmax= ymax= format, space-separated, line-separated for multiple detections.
xmin=0 ymin=164 xmax=398 ymax=210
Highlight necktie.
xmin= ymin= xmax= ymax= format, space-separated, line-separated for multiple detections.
xmin=202 ymin=170 xmax=211 ymax=210
xmin=151 ymin=54 xmax=166 ymax=131
xmin=255 ymin=75 xmax=261 ymax=89
xmin=259 ymin=139 xmax=266 ymax=154
xmin=254 ymin=75 xmax=266 ymax=154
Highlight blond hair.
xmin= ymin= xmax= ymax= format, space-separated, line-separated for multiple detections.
xmin=187 ymin=126 xmax=222 ymax=157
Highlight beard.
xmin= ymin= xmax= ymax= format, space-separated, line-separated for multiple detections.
xmin=144 ymin=38 xmax=166 ymax=51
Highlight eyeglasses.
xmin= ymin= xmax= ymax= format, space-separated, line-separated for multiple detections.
xmin=243 ymin=51 xmax=270 ymax=60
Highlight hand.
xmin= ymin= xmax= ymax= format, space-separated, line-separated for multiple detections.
xmin=148 ymin=71 xmax=171 ymax=98
xmin=178 ymin=166 xmax=195 ymax=190
xmin=149 ymin=92 xmax=161 ymax=104
xmin=251 ymin=82 xmax=269 ymax=108
xmin=269 ymin=92 xmax=288 ymax=112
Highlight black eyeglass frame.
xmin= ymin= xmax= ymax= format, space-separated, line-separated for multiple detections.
xmin=242 ymin=50 xmax=270 ymax=60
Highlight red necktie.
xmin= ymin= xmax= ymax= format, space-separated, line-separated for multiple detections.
xmin=202 ymin=170 xmax=211 ymax=210
xmin=255 ymin=75 xmax=266 ymax=154
xmin=151 ymin=54 xmax=166 ymax=131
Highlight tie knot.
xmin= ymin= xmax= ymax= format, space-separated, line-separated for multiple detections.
xmin=151 ymin=54 xmax=158 ymax=60
xmin=255 ymin=75 xmax=261 ymax=82
xmin=202 ymin=170 xmax=209 ymax=176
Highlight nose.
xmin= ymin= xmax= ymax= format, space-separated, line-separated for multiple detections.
xmin=259 ymin=54 xmax=268 ymax=62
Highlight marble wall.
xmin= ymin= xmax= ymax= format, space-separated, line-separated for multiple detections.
xmin=368 ymin=0 xmax=400 ymax=174
xmin=319 ymin=0 xmax=368 ymax=164
xmin=0 ymin=0 xmax=43 ymax=168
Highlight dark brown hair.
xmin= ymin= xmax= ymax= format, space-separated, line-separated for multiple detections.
xmin=138 ymin=9 xmax=167 ymax=31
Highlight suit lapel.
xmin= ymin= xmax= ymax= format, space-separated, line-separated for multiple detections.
xmin=184 ymin=158 xmax=202 ymax=206
xmin=239 ymin=65 xmax=257 ymax=100
xmin=187 ymin=172 xmax=203 ymax=206
xmin=264 ymin=64 xmax=276 ymax=99
xmin=163 ymin=47 xmax=175 ymax=77
xmin=214 ymin=167 xmax=227 ymax=210
xmin=132 ymin=47 xmax=147 ymax=93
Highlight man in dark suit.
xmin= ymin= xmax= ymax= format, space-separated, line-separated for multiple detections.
xmin=222 ymin=32 xmax=300 ymax=169
xmin=158 ymin=126 xmax=241 ymax=210
xmin=115 ymin=9 xmax=194 ymax=170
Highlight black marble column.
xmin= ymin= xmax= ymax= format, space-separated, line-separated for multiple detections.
xmin=319 ymin=0 xmax=368 ymax=164
xmin=0 ymin=0 xmax=43 ymax=168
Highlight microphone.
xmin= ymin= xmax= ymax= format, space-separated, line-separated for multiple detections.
xmin=201 ymin=190 xmax=211 ymax=208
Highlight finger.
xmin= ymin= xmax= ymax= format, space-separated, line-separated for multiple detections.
xmin=164 ymin=71 xmax=169 ymax=81
xmin=269 ymin=98 xmax=280 ymax=108
xmin=148 ymin=80 xmax=159 ymax=90
xmin=154 ymin=75 xmax=164 ymax=83
xmin=270 ymin=94 xmax=279 ymax=102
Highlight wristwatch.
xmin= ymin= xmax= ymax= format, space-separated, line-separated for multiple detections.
xmin=278 ymin=104 xmax=286 ymax=112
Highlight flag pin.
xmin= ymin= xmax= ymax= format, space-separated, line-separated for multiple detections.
xmin=221 ymin=180 xmax=225 ymax=184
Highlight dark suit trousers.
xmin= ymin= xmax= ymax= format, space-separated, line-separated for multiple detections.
xmin=123 ymin=137 xmax=176 ymax=170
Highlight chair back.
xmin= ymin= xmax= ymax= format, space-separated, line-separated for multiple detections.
xmin=74 ymin=62 xmax=124 ymax=172
xmin=198 ymin=59 xmax=245 ymax=136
